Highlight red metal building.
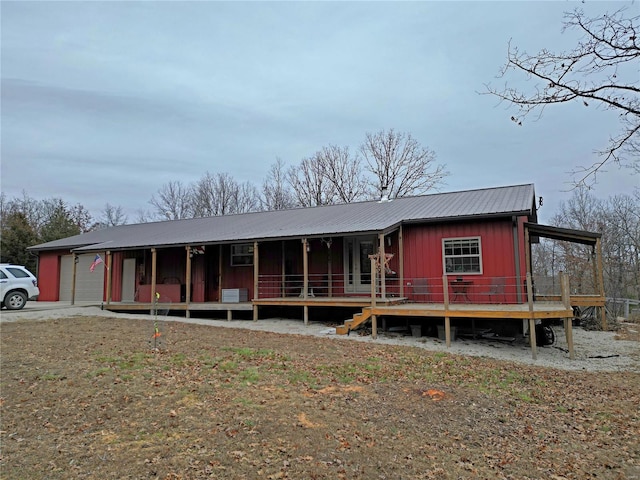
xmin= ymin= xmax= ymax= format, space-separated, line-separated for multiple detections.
xmin=28 ymin=183 xmax=605 ymax=356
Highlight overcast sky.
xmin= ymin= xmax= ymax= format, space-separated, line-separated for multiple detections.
xmin=1 ymin=1 xmax=637 ymax=224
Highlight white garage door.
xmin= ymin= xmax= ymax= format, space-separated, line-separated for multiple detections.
xmin=59 ymin=254 xmax=106 ymax=302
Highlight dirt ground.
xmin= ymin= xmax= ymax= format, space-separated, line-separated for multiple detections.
xmin=2 ymin=316 xmax=639 ymax=479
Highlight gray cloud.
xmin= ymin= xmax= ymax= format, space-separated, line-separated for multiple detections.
xmin=1 ymin=1 xmax=637 ymax=222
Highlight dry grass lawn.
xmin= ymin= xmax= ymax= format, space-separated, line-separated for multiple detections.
xmin=1 ymin=316 xmax=639 ymax=479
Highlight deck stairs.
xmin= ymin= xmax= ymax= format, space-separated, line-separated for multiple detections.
xmin=335 ymin=308 xmax=372 ymax=335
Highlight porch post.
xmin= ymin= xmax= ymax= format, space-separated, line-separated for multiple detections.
xmin=561 ymin=272 xmax=575 ymax=359
xmin=218 ymin=246 xmax=223 ymax=303
xmin=303 ymin=238 xmax=309 ymax=325
xmin=185 ymin=246 xmax=191 ymax=318
xmin=378 ymin=233 xmax=386 ymax=299
xmin=327 ymin=240 xmax=333 ymax=298
xmin=399 ymin=226 xmax=404 ymax=298
xmin=370 ymin=256 xmax=377 ymax=339
xmin=442 ymin=275 xmax=451 ymax=348
xmin=151 ymin=248 xmax=157 ymax=313
xmin=106 ymin=251 xmax=112 ymax=305
xmin=71 ymin=253 xmax=77 ymax=305
xmin=253 ymin=241 xmax=259 ymax=321
xmin=526 ymin=272 xmax=537 ymax=360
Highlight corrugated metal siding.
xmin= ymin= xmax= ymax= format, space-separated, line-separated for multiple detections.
xmin=220 ymin=245 xmax=255 ymax=299
xmin=156 ymin=247 xmax=186 ymax=285
xmin=259 ymin=240 xmax=283 ymax=276
xmin=191 ymin=255 xmax=206 ymax=302
xmin=37 ymin=252 xmax=62 ymax=301
xmin=518 ymin=216 xmax=529 ymax=287
xmin=403 ymin=218 xmax=519 ymax=302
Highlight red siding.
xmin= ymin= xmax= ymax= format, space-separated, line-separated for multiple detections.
xmin=220 ymin=244 xmax=255 ymax=298
xmin=191 ymin=255 xmax=206 ymax=302
xmin=110 ymin=251 xmax=124 ymax=302
xmin=36 ymin=251 xmax=63 ymax=301
xmin=403 ymin=217 xmax=525 ymax=302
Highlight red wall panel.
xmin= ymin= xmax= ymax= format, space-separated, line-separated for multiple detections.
xmin=219 ymin=244 xmax=255 ymax=298
xmin=36 ymin=251 xmax=63 ymax=301
xmin=191 ymin=255 xmax=206 ymax=302
xmin=402 ymin=218 xmax=525 ymax=302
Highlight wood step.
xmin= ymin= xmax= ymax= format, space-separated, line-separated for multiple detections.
xmin=336 ymin=308 xmax=372 ymax=335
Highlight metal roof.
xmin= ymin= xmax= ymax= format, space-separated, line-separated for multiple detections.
xmin=29 ymin=184 xmax=536 ymax=252
xmin=524 ymin=222 xmax=601 ymax=246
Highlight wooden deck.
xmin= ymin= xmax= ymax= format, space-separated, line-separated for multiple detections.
xmin=371 ymin=301 xmax=573 ymax=320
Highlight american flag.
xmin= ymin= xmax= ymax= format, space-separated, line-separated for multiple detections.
xmin=89 ymin=254 xmax=103 ymax=272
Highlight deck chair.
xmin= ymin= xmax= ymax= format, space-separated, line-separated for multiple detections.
xmin=411 ymin=278 xmax=430 ymax=302
xmin=488 ymin=277 xmax=506 ymax=303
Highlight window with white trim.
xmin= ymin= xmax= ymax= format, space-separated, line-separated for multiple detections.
xmin=443 ymin=237 xmax=482 ymax=274
xmin=231 ymin=244 xmax=254 ymax=266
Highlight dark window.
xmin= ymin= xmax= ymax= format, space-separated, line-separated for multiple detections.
xmin=7 ymin=267 xmax=30 ymax=278
xmin=231 ymin=244 xmax=254 ymax=266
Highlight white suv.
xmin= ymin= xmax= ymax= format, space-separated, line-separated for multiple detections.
xmin=0 ymin=264 xmax=40 ymax=310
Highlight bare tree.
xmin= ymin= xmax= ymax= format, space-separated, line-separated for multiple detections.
xmin=191 ymin=172 xmax=221 ymax=217
xmin=544 ymin=186 xmax=640 ymax=306
xmin=149 ymin=180 xmax=193 ymax=220
xmin=233 ymin=180 xmax=262 ymax=214
xmin=262 ymin=158 xmax=296 ymax=211
xmin=287 ymin=156 xmax=336 ymax=207
xmin=605 ymin=192 xmax=640 ymax=301
xmin=191 ymin=172 xmax=261 ymax=217
xmin=360 ymin=129 xmax=448 ymax=199
xmin=485 ymin=7 xmax=640 ymax=185
xmin=96 ymin=203 xmax=128 ymax=228
xmin=556 ymin=188 xmax=605 ymax=292
xmin=316 ymin=145 xmax=369 ymax=203
xmin=134 ymin=208 xmax=156 ymax=224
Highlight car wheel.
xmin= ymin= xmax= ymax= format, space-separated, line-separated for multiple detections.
xmin=5 ymin=291 xmax=27 ymax=310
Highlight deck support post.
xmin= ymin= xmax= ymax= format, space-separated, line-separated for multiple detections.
xmin=442 ymin=275 xmax=451 ymax=347
xmin=526 ymin=272 xmax=537 ymax=360
xmin=561 ymin=272 xmax=575 ymax=359
xmin=445 ymin=317 xmax=451 ymax=348
xmin=371 ymin=314 xmax=377 ymax=339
